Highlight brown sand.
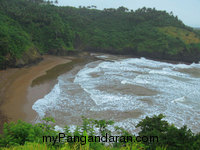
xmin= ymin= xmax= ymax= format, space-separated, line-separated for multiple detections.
xmin=0 ymin=55 xmax=74 ymax=125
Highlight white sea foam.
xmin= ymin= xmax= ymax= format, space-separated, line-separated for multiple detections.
xmin=54 ymin=125 xmax=64 ymax=132
xmin=33 ymin=54 xmax=200 ymax=133
xmin=172 ymin=96 xmax=187 ymax=103
xmin=32 ymin=83 xmax=61 ymax=118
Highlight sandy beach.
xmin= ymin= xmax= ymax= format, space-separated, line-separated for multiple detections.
xmin=0 ymin=55 xmax=75 ymax=131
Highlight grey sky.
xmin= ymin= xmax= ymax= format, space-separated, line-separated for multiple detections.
xmin=58 ymin=0 xmax=200 ymax=27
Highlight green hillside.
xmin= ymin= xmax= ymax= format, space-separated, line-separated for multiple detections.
xmin=159 ymin=26 xmax=200 ymax=44
xmin=0 ymin=0 xmax=200 ymax=69
xmin=0 ymin=13 xmax=41 ymax=68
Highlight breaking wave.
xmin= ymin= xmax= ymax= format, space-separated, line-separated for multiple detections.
xmin=32 ymin=54 xmax=200 ymax=133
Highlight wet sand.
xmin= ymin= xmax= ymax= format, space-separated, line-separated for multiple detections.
xmin=0 ymin=55 xmax=75 ymax=129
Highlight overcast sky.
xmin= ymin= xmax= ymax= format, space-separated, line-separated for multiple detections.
xmin=58 ymin=0 xmax=200 ymax=27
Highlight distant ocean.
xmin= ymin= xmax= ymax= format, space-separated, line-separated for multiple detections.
xmin=33 ymin=54 xmax=200 ymax=133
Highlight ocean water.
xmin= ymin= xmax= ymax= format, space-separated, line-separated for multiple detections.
xmin=32 ymin=54 xmax=200 ymax=133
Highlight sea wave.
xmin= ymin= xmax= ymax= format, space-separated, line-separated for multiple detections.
xmin=32 ymin=54 xmax=200 ymax=133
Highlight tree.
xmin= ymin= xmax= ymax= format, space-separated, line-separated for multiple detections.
xmin=136 ymin=114 xmax=200 ymax=150
xmin=54 ymin=0 xmax=58 ymax=4
xmin=117 ymin=6 xmax=129 ymax=12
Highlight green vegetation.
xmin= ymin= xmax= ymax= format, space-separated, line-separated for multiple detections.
xmin=0 ymin=13 xmax=32 ymax=68
xmin=0 ymin=114 xmax=200 ymax=149
xmin=194 ymin=28 xmax=200 ymax=37
xmin=158 ymin=26 xmax=200 ymax=44
xmin=1 ymin=0 xmax=200 ymax=69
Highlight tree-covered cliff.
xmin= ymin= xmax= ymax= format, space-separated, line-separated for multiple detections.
xmin=0 ymin=0 xmax=200 ymax=69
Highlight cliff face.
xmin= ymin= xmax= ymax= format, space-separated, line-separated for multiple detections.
xmin=15 ymin=47 xmax=42 ymax=68
xmin=2 ymin=47 xmax=42 ymax=69
xmin=0 ymin=12 xmax=42 ymax=69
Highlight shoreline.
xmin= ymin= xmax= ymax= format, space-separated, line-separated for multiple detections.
xmin=87 ymin=51 xmax=197 ymax=65
xmin=0 ymin=52 xmax=198 ymax=133
xmin=0 ymin=55 xmax=75 ymax=131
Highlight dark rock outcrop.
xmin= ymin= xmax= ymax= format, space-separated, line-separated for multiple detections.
xmin=1 ymin=47 xmax=42 ymax=70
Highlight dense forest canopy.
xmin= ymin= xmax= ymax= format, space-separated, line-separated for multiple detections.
xmin=0 ymin=0 xmax=200 ymax=69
